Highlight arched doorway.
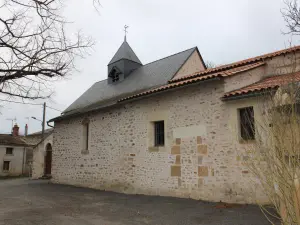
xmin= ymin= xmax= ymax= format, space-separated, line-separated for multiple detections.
xmin=44 ymin=143 xmax=52 ymax=176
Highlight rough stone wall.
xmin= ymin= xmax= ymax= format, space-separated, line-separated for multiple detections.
xmin=0 ymin=145 xmax=25 ymax=176
xmin=173 ymin=50 xmax=206 ymax=80
xmin=31 ymin=134 xmax=53 ymax=179
xmin=52 ymin=79 xmax=268 ymax=204
xmin=264 ymin=52 xmax=300 ymax=77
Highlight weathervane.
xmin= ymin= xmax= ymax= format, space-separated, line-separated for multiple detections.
xmin=124 ymin=25 xmax=129 ymax=41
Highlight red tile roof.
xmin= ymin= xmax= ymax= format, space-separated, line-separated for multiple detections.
xmin=119 ymin=62 xmax=265 ymax=102
xmin=171 ymin=45 xmax=300 ymax=83
xmin=223 ymin=71 xmax=300 ymax=99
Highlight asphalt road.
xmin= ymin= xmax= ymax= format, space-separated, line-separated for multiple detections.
xmin=0 ymin=178 xmax=277 ymax=225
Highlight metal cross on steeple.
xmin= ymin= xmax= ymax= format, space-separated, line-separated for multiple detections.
xmin=124 ymin=25 xmax=129 ymax=41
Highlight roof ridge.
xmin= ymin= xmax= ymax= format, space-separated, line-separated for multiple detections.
xmin=171 ymin=45 xmax=300 ymax=83
xmin=142 ymin=47 xmax=197 ymax=67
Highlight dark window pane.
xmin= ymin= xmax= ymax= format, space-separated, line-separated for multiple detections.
xmin=86 ymin=123 xmax=89 ymax=150
xmin=3 ymin=161 xmax=10 ymax=171
xmin=154 ymin=121 xmax=165 ymax=146
xmin=239 ymin=107 xmax=255 ymax=140
xmin=6 ymin=148 xmax=13 ymax=155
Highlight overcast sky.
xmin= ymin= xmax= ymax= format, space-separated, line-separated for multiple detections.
xmin=0 ymin=0 xmax=296 ymax=134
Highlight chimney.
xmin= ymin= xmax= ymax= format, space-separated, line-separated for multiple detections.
xmin=25 ymin=124 xmax=28 ymax=136
xmin=12 ymin=124 xmax=19 ymax=136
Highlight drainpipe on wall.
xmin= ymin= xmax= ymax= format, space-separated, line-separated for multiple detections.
xmin=22 ymin=147 xmax=26 ymax=176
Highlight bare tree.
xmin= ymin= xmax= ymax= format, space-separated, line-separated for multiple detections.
xmin=242 ymin=50 xmax=300 ymax=224
xmin=0 ymin=0 xmax=96 ymax=100
xmin=205 ymin=60 xmax=217 ymax=69
xmin=282 ymin=0 xmax=300 ymax=35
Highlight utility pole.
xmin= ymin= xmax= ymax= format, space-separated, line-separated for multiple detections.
xmin=42 ymin=102 xmax=46 ymax=139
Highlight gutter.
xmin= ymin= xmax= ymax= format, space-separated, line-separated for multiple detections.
xmin=47 ymin=121 xmax=54 ymax=128
xmin=222 ymin=89 xmax=277 ymax=101
xmin=48 ymin=101 xmax=118 ymax=123
xmin=22 ymin=147 xmax=26 ymax=175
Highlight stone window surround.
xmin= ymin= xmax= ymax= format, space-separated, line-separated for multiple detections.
xmin=81 ymin=118 xmax=90 ymax=154
xmin=154 ymin=120 xmax=165 ymax=147
xmin=147 ymin=111 xmax=168 ymax=152
xmin=236 ymin=105 xmax=256 ymax=144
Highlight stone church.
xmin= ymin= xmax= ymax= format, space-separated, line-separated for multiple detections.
xmin=49 ymin=37 xmax=300 ymax=204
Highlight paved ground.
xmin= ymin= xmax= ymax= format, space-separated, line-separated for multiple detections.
xmin=0 ymin=178 xmax=277 ymax=225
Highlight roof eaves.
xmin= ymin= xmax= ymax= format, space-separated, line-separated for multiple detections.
xmin=222 ymin=87 xmax=278 ymax=101
xmin=171 ymin=45 xmax=300 ymax=83
xmin=107 ymin=58 xmax=143 ymax=66
xmin=119 ymin=76 xmax=222 ymax=103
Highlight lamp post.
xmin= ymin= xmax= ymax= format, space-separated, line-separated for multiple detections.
xmin=31 ymin=116 xmax=44 ymax=138
xmin=31 ymin=102 xmax=46 ymax=138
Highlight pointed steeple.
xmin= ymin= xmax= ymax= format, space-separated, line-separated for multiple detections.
xmin=108 ymin=40 xmax=142 ymax=65
xmin=108 ymin=38 xmax=142 ymax=84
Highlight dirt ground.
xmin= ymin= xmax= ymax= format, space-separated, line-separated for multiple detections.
xmin=0 ymin=178 xmax=277 ymax=225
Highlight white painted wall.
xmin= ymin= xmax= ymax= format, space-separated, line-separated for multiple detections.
xmin=0 ymin=145 xmax=26 ymax=176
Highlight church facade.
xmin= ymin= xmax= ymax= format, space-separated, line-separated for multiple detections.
xmin=49 ymin=39 xmax=300 ymax=204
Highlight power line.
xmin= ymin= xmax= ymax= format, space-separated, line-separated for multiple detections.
xmin=46 ymin=105 xmax=63 ymax=112
xmin=0 ymin=99 xmax=42 ymax=106
xmin=0 ymin=98 xmax=63 ymax=112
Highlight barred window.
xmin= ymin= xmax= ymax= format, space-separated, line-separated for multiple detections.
xmin=239 ymin=107 xmax=255 ymax=140
xmin=154 ymin=121 xmax=165 ymax=146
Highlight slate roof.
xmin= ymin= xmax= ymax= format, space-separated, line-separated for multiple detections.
xmin=119 ymin=62 xmax=266 ymax=102
xmin=223 ymin=71 xmax=300 ymax=100
xmin=109 ymin=40 xmax=142 ymax=65
xmin=61 ymin=47 xmax=198 ymax=117
xmin=0 ymin=134 xmax=28 ymax=147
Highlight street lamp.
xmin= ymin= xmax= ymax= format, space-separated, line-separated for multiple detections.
xmin=31 ymin=117 xmax=42 ymax=123
xmin=31 ymin=116 xmax=45 ymax=138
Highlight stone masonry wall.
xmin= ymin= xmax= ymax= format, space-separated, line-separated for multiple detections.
xmin=32 ymin=134 xmax=53 ymax=179
xmin=52 ymin=79 xmax=268 ymax=204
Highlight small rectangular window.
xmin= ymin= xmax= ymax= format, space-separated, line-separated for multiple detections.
xmin=239 ymin=107 xmax=255 ymax=140
xmin=6 ymin=148 xmax=13 ymax=155
xmin=3 ymin=161 xmax=10 ymax=171
xmin=83 ymin=123 xmax=89 ymax=150
xmin=154 ymin=121 xmax=165 ymax=146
